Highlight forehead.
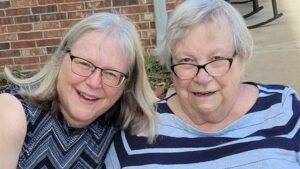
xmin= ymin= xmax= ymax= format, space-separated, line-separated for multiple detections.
xmin=173 ymin=21 xmax=234 ymax=54
xmin=71 ymin=30 xmax=130 ymax=70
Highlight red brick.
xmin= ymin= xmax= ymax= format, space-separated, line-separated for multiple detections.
xmin=147 ymin=4 xmax=154 ymax=12
xmin=136 ymin=22 xmax=150 ymax=29
xmin=15 ymin=15 xmax=40 ymax=24
xmin=59 ymin=3 xmax=84 ymax=11
xmin=0 ymin=43 xmax=10 ymax=50
xmin=150 ymin=38 xmax=156 ymax=45
xmin=11 ymin=0 xmax=38 ymax=7
xmin=7 ymin=24 xmax=33 ymax=33
xmin=18 ymin=32 xmax=43 ymax=40
xmin=14 ymin=56 xmax=39 ymax=64
xmin=0 ymin=50 xmax=21 ymax=58
xmin=0 ymin=58 xmax=14 ymax=66
xmin=141 ymin=13 xmax=154 ymax=21
xmin=120 ymin=6 xmax=147 ymax=14
xmin=141 ymin=39 xmax=151 ymax=46
xmin=33 ymin=21 xmax=60 ymax=30
xmin=112 ymin=0 xmax=138 ymax=6
xmin=126 ymin=14 xmax=140 ymax=22
xmin=0 ymin=18 xmax=14 ymax=25
xmin=11 ymin=41 xmax=36 ymax=49
xmin=0 ymin=1 xmax=11 ymax=9
xmin=38 ymin=0 xmax=64 ymax=5
xmin=0 ymin=25 xmax=7 ymax=33
xmin=31 ymin=5 xmax=57 ymax=14
xmin=68 ymin=11 xmax=93 ymax=19
xmin=85 ymin=1 xmax=110 ymax=9
xmin=46 ymin=47 xmax=58 ymax=54
xmin=0 ymin=10 xmax=5 ymax=17
xmin=65 ymin=0 xmax=87 ymax=2
xmin=94 ymin=8 xmax=119 ymax=13
xmin=21 ymin=48 xmax=45 ymax=56
xmin=0 ymin=34 xmax=17 ymax=41
xmin=139 ymin=0 xmax=151 ymax=4
xmin=166 ymin=2 xmax=176 ymax=10
xmin=36 ymin=38 xmax=60 ymax=47
xmin=44 ymin=30 xmax=66 ymax=38
xmin=140 ymin=30 xmax=155 ymax=38
xmin=150 ymin=21 xmax=155 ymax=28
xmin=6 ymin=8 xmax=30 ymax=16
xmin=41 ymin=13 xmax=67 ymax=21
xmin=60 ymin=19 xmax=79 ymax=28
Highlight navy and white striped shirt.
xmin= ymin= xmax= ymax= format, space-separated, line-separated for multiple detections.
xmin=105 ymin=84 xmax=300 ymax=169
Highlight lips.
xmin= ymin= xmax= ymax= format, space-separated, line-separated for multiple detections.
xmin=77 ymin=90 xmax=99 ymax=101
xmin=193 ymin=91 xmax=216 ymax=96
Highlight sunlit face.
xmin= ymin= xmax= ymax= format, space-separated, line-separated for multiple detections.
xmin=171 ymin=22 xmax=244 ymax=124
xmin=57 ymin=30 xmax=129 ymax=128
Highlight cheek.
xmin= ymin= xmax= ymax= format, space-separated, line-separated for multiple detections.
xmin=218 ymin=65 xmax=243 ymax=96
xmin=57 ymin=62 xmax=79 ymax=90
xmin=172 ymin=75 xmax=191 ymax=96
xmin=105 ymin=85 xmax=125 ymax=101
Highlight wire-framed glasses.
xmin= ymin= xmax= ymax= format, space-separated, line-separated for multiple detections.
xmin=67 ymin=50 xmax=128 ymax=87
xmin=170 ymin=52 xmax=236 ymax=80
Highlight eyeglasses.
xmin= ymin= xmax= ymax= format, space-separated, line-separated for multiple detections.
xmin=67 ymin=50 xmax=128 ymax=87
xmin=170 ymin=52 xmax=236 ymax=80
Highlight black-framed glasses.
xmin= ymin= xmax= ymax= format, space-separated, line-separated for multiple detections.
xmin=67 ymin=50 xmax=128 ymax=87
xmin=170 ymin=52 xmax=236 ymax=80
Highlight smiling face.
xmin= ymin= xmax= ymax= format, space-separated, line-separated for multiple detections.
xmin=170 ymin=22 xmax=244 ymax=126
xmin=57 ymin=30 xmax=129 ymax=128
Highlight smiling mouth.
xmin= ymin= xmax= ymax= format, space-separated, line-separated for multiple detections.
xmin=77 ymin=90 xmax=99 ymax=101
xmin=193 ymin=91 xmax=216 ymax=96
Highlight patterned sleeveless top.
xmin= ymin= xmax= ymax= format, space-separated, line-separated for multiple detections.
xmin=4 ymin=85 xmax=117 ymax=169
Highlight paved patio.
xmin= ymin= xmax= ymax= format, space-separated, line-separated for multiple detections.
xmin=232 ymin=0 xmax=300 ymax=93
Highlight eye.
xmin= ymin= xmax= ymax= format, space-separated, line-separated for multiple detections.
xmin=74 ymin=59 xmax=94 ymax=70
xmin=178 ymin=57 xmax=194 ymax=63
xmin=103 ymin=70 xmax=121 ymax=79
xmin=211 ymin=56 xmax=227 ymax=61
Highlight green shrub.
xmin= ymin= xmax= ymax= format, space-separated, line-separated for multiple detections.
xmin=144 ymin=53 xmax=172 ymax=95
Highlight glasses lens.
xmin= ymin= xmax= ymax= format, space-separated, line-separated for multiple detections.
xmin=71 ymin=56 xmax=126 ymax=87
xmin=173 ymin=64 xmax=198 ymax=80
xmin=102 ymin=70 xmax=125 ymax=87
xmin=206 ymin=59 xmax=231 ymax=76
xmin=172 ymin=59 xmax=231 ymax=79
xmin=71 ymin=58 xmax=94 ymax=76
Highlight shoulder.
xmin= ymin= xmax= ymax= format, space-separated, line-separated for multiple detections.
xmin=0 ymin=93 xmax=27 ymax=168
xmin=256 ymin=83 xmax=300 ymax=112
xmin=257 ymin=83 xmax=298 ymax=100
xmin=0 ymin=93 xmax=27 ymax=141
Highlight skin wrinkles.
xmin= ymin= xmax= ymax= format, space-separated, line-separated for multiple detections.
xmin=168 ymin=22 xmax=255 ymax=132
xmin=57 ymin=30 xmax=128 ymax=128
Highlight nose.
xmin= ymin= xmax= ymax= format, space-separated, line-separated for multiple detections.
xmin=85 ymin=69 xmax=103 ymax=88
xmin=194 ymin=68 xmax=212 ymax=83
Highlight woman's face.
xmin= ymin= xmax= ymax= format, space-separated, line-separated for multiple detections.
xmin=57 ymin=30 xmax=129 ymax=128
xmin=171 ymin=23 xmax=244 ymax=124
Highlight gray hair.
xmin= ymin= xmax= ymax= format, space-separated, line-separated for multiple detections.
xmin=155 ymin=0 xmax=253 ymax=68
xmin=4 ymin=12 xmax=157 ymax=142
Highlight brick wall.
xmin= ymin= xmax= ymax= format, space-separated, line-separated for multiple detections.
xmin=0 ymin=0 xmax=178 ymax=72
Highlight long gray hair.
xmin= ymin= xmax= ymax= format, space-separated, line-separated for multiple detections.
xmin=5 ymin=12 xmax=157 ymax=142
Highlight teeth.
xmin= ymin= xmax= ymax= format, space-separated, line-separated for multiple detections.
xmin=195 ymin=91 xmax=214 ymax=95
xmin=79 ymin=91 xmax=97 ymax=100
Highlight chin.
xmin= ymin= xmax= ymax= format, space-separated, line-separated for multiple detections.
xmin=68 ymin=113 xmax=95 ymax=127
